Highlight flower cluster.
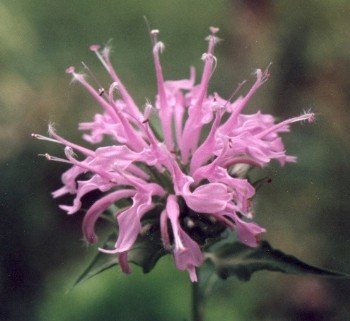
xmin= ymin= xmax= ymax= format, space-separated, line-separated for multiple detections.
xmin=33 ymin=27 xmax=314 ymax=282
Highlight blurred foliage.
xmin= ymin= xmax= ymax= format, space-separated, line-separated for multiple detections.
xmin=1 ymin=0 xmax=350 ymax=320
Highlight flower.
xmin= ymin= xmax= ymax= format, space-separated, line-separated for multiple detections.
xmin=33 ymin=27 xmax=314 ymax=282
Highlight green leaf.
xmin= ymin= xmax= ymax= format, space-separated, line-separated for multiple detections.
xmin=206 ymin=240 xmax=349 ymax=281
xmin=72 ymin=233 xmax=119 ymax=289
xmin=72 ymin=228 xmax=166 ymax=288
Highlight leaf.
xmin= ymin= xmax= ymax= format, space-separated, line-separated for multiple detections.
xmin=72 ymin=228 xmax=166 ymax=288
xmin=72 ymin=233 xmax=118 ymax=289
xmin=206 ymin=240 xmax=349 ymax=281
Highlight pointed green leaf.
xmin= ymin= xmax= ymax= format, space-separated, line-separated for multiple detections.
xmin=72 ymin=234 xmax=119 ymax=288
xmin=72 ymin=228 xmax=167 ymax=288
xmin=206 ymin=241 xmax=349 ymax=281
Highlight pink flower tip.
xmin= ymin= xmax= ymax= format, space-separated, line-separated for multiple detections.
xmin=210 ymin=26 xmax=219 ymax=34
xmin=65 ymin=66 xmax=75 ymax=74
xmin=306 ymin=112 xmax=316 ymax=123
xmin=89 ymin=44 xmax=101 ymax=52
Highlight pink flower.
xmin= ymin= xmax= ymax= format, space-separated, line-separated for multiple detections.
xmin=33 ymin=27 xmax=314 ymax=282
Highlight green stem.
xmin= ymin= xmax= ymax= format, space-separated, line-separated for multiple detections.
xmin=191 ymin=275 xmax=205 ymax=321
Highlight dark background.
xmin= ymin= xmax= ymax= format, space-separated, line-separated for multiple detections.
xmin=1 ymin=1 xmax=350 ymax=320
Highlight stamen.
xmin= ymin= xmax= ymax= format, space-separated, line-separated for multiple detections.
xmin=62 ymin=147 xmax=115 ymax=181
xmin=223 ymin=80 xmax=247 ymax=109
xmin=48 ymin=124 xmax=95 ymax=157
xmin=256 ymin=112 xmax=315 ymax=139
xmin=89 ymin=44 xmax=110 ymax=71
xmin=31 ymin=133 xmax=58 ymax=144
xmin=81 ymin=61 xmax=107 ymax=99
xmin=38 ymin=153 xmax=71 ymax=164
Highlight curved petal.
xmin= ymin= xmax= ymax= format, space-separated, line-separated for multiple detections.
xmin=183 ymin=183 xmax=231 ymax=213
xmin=82 ymin=189 xmax=136 ymax=243
xmin=114 ymin=193 xmax=154 ymax=252
xmin=166 ymin=195 xmax=204 ymax=282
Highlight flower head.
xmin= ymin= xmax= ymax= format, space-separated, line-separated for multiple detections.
xmin=33 ymin=27 xmax=314 ymax=282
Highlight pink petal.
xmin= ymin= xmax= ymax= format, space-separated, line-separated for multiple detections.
xmin=233 ymin=213 xmax=266 ymax=247
xmin=183 ymin=183 xmax=231 ymax=213
xmin=82 ymin=189 xmax=136 ymax=244
xmin=114 ymin=193 xmax=154 ymax=252
xmin=166 ymin=195 xmax=204 ymax=282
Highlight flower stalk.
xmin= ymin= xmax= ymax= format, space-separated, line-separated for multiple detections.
xmin=192 ymin=271 xmax=205 ymax=321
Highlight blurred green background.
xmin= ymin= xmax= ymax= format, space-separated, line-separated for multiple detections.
xmin=1 ymin=0 xmax=350 ymax=320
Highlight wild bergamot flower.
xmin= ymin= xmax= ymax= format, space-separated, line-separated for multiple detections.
xmin=33 ymin=27 xmax=314 ymax=282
